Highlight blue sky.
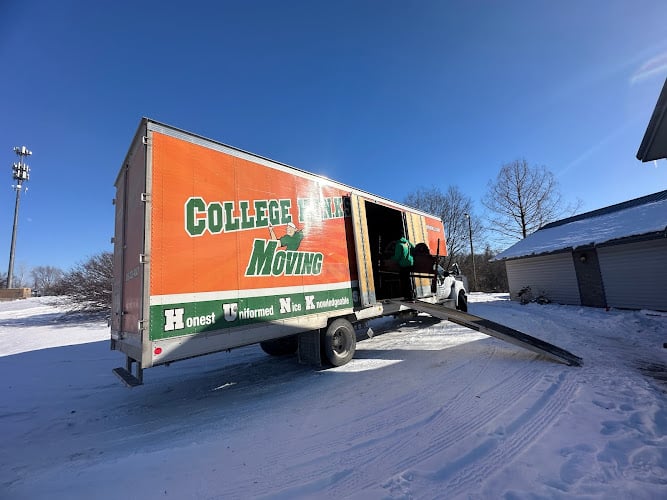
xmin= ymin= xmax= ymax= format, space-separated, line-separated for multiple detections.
xmin=1 ymin=0 xmax=666 ymax=272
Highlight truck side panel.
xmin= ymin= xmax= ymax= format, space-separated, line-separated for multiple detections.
xmin=146 ymin=128 xmax=358 ymax=364
xmin=111 ymin=168 xmax=126 ymax=335
xmin=112 ymin=119 xmax=450 ymax=369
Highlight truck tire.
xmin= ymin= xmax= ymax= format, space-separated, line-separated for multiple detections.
xmin=457 ymin=290 xmax=468 ymax=312
xmin=260 ymin=336 xmax=298 ymax=356
xmin=322 ymin=318 xmax=356 ymax=367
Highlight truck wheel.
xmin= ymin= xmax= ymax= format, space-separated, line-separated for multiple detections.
xmin=457 ymin=290 xmax=468 ymax=312
xmin=260 ymin=336 xmax=298 ymax=356
xmin=322 ymin=318 xmax=356 ymax=367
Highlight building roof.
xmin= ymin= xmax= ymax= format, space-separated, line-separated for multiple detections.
xmin=493 ymin=190 xmax=667 ymax=261
xmin=637 ymin=78 xmax=667 ymax=162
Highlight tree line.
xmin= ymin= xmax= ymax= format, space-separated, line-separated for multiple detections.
xmin=1 ymin=159 xmax=579 ymax=309
xmin=0 ymin=252 xmax=112 ymax=312
xmin=404 ymin=158 xmax=580 ymax=292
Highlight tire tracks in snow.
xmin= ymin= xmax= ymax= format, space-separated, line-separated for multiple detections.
xmin=387 ymin=369 xmax=578 ymax=499
xmin=231 ymin=328 xmax=503 ymax=497
xmin=392 ymin=358 xmax=543 ymax=473
xmin=252 ymin=334 xmax=548 ymax=498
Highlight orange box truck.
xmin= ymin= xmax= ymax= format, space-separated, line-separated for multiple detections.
xmin=111 ymin=119 xmax=467 ymax=385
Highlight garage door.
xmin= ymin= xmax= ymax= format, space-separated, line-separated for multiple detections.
xmin=598 ymin=239 xmax=667 ymax=312
xmin=506 ymin=253 xmax=580 ymax=305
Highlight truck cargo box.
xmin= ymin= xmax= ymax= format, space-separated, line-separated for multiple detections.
xmin=111 ymin=119 xmax=464 ymax=384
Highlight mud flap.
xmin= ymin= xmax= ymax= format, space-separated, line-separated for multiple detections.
xmin=298 ymin=330 xmax=322 ymax=367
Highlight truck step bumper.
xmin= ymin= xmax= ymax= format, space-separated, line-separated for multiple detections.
xmin=112 ymin=367 xmax=143 ymax=387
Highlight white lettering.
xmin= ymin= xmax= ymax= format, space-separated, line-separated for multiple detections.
xmin=164 ymin=308 xmax=185 ymax=331
xmin=279 ymin=297 xmax=291 ymax=314
xmin=185 ymin=313 xmax=216 ymax=328
xmin=223 ymin=303 xmax=238 ymax=322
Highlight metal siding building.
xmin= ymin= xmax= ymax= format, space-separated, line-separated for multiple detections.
xmin=494 ymin=79 xmax=667 ymax=312
xmin=597 ymin=238 xmax=667 ymax=311
xmin=506 ymin=253 xmax=580 ymax=305
xmin=494 ymin=191 xmax=667 ymax=312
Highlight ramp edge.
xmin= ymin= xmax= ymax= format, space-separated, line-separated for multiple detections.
xmin=391 ymin=299 xmax=583 ymax=367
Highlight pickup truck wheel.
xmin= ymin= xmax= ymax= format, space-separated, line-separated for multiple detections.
xmin=322 ymin=318 xmax=356 ymax=367
xmin=260 ymin=336 xmax=298 ymax=356
xmin=457 ymin=290 xmax=468 ymax=312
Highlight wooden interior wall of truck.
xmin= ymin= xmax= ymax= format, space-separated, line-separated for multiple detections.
xmin=404 ymin=210 xmax=433 ymax=297
xmin=349 ymin=194 xmax=435 ymax=304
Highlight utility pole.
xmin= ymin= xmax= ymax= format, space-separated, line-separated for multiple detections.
xmin=464 ymin=212 xmax=477 ymax=291
xmin=7 ymin=146 xmax=31 ymax=288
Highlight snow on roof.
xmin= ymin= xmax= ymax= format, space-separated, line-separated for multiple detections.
xmin=494 ymin=195 xmax=667 ymax=261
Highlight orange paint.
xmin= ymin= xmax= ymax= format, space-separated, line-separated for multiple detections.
xmin=150 ymin=132 xmax=355 ymax=296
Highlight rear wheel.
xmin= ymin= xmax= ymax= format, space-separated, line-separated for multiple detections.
xmin=260 ymin=336 xmax=298 ymax=356
xmin=457 ymin=290 xmax=468 ymax=312
xmin=322 ymin=318 xmax=356 ymax=367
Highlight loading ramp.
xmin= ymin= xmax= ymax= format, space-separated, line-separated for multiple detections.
xmin=391 ymin=300 xmax=583 ymax=367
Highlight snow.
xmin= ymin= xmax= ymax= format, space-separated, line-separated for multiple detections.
xmin=493 ymin=197 xmax=667 ymax=260
xmin=1 ymin=295 xmax=666 ymax=499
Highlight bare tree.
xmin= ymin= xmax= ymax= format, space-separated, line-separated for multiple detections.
xmin=404 ymin=186 xmax=482 ymax=270
xmin=483 ymin=159 xmax=580 ymax=242
xmin=52 ymin=252 xmax=113 ymax=312
xmin=11 ymin=262 xmax=30 ymax=288
xmin=31 ymin=266 xmax=65 ymax=295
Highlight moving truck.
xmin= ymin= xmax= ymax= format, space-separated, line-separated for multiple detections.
xmin=111 ymin=119 xmax=467 ymax=386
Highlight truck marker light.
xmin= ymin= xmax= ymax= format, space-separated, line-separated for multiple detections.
xmin=154 ymin=347 xmax=163 ymax=355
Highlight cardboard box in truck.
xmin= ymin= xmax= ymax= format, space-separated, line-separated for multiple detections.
xmin=111 ymin=119 xmax=467 ymax=386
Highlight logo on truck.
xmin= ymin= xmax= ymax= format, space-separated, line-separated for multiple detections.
xmin=184 ymin=195 xmax=348 ymax=278
xmin=245 ymin=237 xmax=323 ymax=277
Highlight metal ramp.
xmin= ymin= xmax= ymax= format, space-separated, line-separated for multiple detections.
xmin=392 ymin=300 xmax=583 ymax=367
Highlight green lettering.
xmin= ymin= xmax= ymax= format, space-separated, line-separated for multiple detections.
xmin=302 ymin=253 xmax=314 ymax=274
xmin=322 ymin=198 xmax=333 ymax=219
xmin=239 ymin=200 xmax=255 ymax=229
xmin=296 ymin=252 xmax=304 ymax=274
xmin=285 ymin=251 xmax=299 ymax=274
xmin=255 ymin=200 xmax=268 ymax=227
xmin=333 ymin=197 xmax=344 ymax=218
xmin=268 ymin=200 xmax=281 ymax=225
xmin=224 ymin=202 xmax=240 ymax=231
xmin=208 ymin=202 xmax=223 ymax=233
xmin=280 ymin=199 xmax=292 ymax=224
xmin=312 ymin=254 xmax=323 ymax=274
xmin=297 ymin=198 xmax=309 ymax=223
xmin=272 ymin=250 xmax=286 ymax=275
xmin=245 ymin=239 xmax=277 ymax=276
xmin=185 ymin=197 xmax=206 ymax=236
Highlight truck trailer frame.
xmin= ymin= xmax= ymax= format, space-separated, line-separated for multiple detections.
xmin=111 ymin=119 xmax=471 ymax=386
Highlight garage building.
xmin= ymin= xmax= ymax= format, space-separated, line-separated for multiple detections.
xmin=493 ymin=191 xmax=667 ymax=312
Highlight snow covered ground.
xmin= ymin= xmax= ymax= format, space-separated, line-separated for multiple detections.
xmin=1 ymin=294 xmax=666 ymax=499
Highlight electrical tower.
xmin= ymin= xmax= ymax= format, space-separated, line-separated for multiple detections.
xmin=7 ymin=146 xmax=31 ymax=288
